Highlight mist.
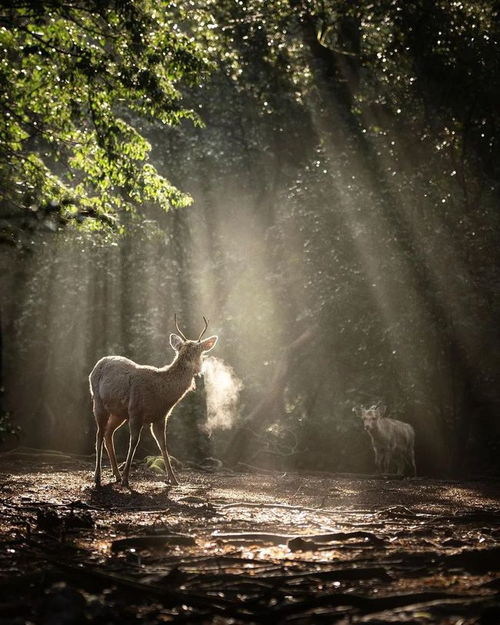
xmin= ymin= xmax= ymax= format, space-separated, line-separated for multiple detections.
xmin=2 ymin=5 xmax=500 ymax=622
xmin=202 ymin=357 xmax=244 ymax=435
xmin=0 ymin=1 xmax=499 ymax=478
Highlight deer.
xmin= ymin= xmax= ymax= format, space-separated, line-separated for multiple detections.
xmin=89 ymin=315 xmax=218 ymax=488
xmin=357 ymin=404 xmax=416 ymax=477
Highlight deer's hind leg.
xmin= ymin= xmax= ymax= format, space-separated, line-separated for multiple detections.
xmin=93 ymin=398 xmax=109 ymax=487
xmin=121 ymin=416 xmax=143 ymax=489
xmin=104 ymin=414 xmax=126 ymax=482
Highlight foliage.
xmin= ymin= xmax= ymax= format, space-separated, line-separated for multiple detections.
xmin=144 ymin=454 xmax=166 ymax=473
xmin=0 ymin=409 xmax=20 ymax=444
xmin=161 ymin=0 xmax=500 ymax=473
xmin=0 ymin=0 xmax=210 ymax=245
xmin=2 ymin=0 xmax=499 ymax=474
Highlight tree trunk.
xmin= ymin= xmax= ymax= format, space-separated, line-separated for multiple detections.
xmin=0 ymin=307 xmax=4 ymax=419
xmin=224 ymin=325 xmax=318 ymax=466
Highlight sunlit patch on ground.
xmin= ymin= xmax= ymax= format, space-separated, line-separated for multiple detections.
xmin=1 ymin=452 xmax=499 ymax=623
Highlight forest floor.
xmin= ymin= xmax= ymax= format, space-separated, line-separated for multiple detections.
xmin=0 ymin=450 xmax=499 ymax=624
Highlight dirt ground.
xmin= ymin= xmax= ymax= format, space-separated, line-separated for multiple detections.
xmin=0 ymin=449 xmax=499 ymax=624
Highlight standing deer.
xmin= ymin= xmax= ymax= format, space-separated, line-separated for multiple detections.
xmin=358 ymin=404 xmax=416 ymax=476
xmin=89 ymin=316 xmax=217 ymax=488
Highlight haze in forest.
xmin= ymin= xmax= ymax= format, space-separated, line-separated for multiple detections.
xmin=0 ymin=0 xmax=499 ymax=477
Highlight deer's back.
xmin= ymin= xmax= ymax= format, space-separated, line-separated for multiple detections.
xmin=90 ymin=356 xmax=192 ymax=422
xmin=90 ymin=356 xmax=162 ymax=420
xmin=374 ymin=417 xmax=414 ymax=447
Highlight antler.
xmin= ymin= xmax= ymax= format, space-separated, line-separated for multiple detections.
xmin=197 ymin=316 xmax=209 ymax=342
xmin=174 ymin=314 xmax=188 ymax=341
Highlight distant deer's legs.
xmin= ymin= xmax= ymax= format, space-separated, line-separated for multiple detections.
xmin=374 ymin=449 xmax=384 ymax=474
xmin=104 ymin=414 xmax=126 ymax=482
xmin=151 ymin=419 xmax=179 ymax=485
xmin=409 ymin=447 xmax=417 ymax=477
xmin=395 ymin=453 xmax=405 ymax=476
xmin=121 ymin=417 xmax=143 ymax=488
xmin=383 ymin=451 xmax=392 ymax=474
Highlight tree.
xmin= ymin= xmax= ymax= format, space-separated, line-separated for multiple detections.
xmin=0 ymin=0 xmax=212 ymax=442
xmin=0 ymin=0 xmax=209 ymax=246
xmin=2 ymin=0 xmax=499 ymax=473
xmin=159 ymin=0 xmax=500 ymax=473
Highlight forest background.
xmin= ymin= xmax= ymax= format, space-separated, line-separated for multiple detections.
xmin=0 ymin=0 xmax=498 ymax=477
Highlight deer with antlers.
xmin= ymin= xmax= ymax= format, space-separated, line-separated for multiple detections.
xmin=89 ymin=316 xmax=218 ymax=488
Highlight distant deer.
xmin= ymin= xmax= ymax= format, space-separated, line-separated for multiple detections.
xmin=89 ymin=316 xmax=218 ymax=488
xmin=357 ymin=404 xmax=416 ymax=476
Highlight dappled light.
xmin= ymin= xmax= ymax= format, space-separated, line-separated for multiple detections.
xmin=0 ymin=0 xmax=499 ymax=623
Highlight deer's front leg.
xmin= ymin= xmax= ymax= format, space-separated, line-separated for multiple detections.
xmin=374 ymin=447 xmax=384 ymax=474
xmin=151 ymin=419 xmax=179 ymax=485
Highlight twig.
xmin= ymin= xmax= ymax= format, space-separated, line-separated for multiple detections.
xmin=218 ymin=501 xmax=338 ymax=516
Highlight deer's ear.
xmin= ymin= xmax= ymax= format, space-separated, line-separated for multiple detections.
xmin=200 ymin=335 xmax=218 ymax=352
xmin=170 ymin=334 xmax=184 ymax=351
xmin=377 ymin=404 xmax=387 ymax=417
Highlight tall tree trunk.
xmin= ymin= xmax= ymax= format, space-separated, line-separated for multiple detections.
xmin=224 ymin=325 xmax=318 ymax=466
xmin=0 ymin=307 xmax=4 ymax=420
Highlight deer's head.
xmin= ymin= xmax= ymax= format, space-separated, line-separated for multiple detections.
xmin=359 ymin=404 xmax=386 ymax=432
xmin=170 ymin=315 xmax=218 ymax=375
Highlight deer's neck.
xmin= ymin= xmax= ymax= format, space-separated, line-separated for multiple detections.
xmin=160 ymin=355 xmax=196 ymax=392
xmin=371 ymin=419 xmax=388 ymax=442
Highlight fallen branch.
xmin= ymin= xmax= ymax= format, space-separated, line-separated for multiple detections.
xmin=212 ymin=530 xmax=385 ymax=547
xmin=262 ymin=566 xmax=392 ymax=583
xmin=41 ymin=557 xmax=236 ymax=614
xmin=377 ymin=505 xmax=418 ymax=518
xmin=218 ymin=501 xmax=338 ymax=516
xmin=258 ymin=590 xmax=474 ymax=619
xmin=111 ymin=534 xmax=197 ymax=553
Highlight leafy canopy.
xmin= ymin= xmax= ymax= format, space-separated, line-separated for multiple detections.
xmin=0 ymin=0 xmax=209 ymax=243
